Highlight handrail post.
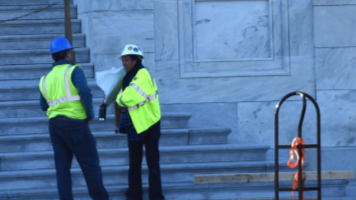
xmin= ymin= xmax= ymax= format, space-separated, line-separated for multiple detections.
xmin=64 ymin=0 xmax=76 ymax=64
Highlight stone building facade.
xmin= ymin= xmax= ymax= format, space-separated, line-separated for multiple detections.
xmin=74 ymin=0 xmax=356 ymax=181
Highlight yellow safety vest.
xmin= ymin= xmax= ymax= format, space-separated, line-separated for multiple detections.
xmin=116 ymin=68 xmax=161 ymax=134
xmin=39 ymin=64 xmax=87 ymax=120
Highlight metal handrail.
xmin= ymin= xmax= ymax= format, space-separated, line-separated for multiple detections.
xmin=274 ymin=92 xmax=321 ymax=200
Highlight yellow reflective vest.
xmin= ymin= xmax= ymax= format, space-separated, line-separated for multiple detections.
xmin=116 ymin=68 xmax=161 ymax=134
xmin=39 ymin=64 xmax=87 ymax=120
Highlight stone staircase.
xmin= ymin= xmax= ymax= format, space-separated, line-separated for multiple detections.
xmin=0 ymin=1 xmax=351 ymax=199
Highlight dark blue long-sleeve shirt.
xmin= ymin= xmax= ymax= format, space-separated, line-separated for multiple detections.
xmin=40 ymin=60 xmax=95 ymax=120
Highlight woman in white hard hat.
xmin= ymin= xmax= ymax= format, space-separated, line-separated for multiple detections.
xmin=115 ymin=44 xmax=164 ymax=200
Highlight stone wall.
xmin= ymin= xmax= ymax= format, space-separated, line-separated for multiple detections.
xmin=74 ymin=0 xmax=356 ymax=174
xmin=312 ymin=0 xmax=356 ymax=176
xmin=154 ymin=0 xmax=315 ymax=145
xmin=73 ymin=0 xmax=156 ymax=74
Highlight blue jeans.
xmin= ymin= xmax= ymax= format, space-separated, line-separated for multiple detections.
xmin=49 ymin=117 xmax=109 ymax=200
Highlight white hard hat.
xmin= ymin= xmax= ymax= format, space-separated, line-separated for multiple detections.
xmin=120 ymin=44 xmax=144 ymax=59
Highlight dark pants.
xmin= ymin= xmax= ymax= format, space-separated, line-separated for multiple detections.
xmin=49 ymin=117 xmax=109 ymax=200
xmin=125 ymin=121 xmax=164 ymax=200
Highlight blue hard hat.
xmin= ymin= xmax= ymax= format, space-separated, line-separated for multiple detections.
xmin=50 ymin=37 xmax=74 ymax=54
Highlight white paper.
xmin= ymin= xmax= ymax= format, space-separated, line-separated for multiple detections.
xmin=95 ymin=67 xmax=126 ymax=107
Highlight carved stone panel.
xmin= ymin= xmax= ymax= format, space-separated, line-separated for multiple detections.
xmin=154 ymin=0 xmax=315 ymax=103
xmin=178 ymin=0 xmax=290 ymax=78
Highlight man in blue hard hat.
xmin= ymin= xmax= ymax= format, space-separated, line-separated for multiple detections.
xmin=39 ymin=37 xmax=109 ymax=200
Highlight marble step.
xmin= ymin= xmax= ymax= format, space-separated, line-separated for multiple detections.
xmin=0 ymin=62 xmax=93 ymax=81
xmin=0 ymin=78 xmax=104 ymax=101
xmin=0 ymin=0 xmax=72 ymax=6
xmin=0 ymin=160 xmax=273 ymax=190
xmin=0 ymin=48 xmax=89 ymax=65
xmin=0 ymin=113 xmax=192 ymax=136
xmin=0 ymin=144 xmax=264 ymax=171
xmin=0 ymin=19 xmax=81 ymax=36
xmin=0 ymin=179 xmax=348 ymax=199
xmin=149 ymin=181 xmax=348 ymax=200
xmin=0 ymin=127 xmax=230 ymax=154
xmin=0 ymin=34 xmax=85 ymax=51
xmin=0 ymin=129 xmax=188 ymax=153
xmin=188 ymin=127 xmax=230 ymax=145
xmin=9 ymin=161 xmax=305 ymax=196
xmin=162 ymin=181 xmax=349 ymax=199
xmin=0 ymin=98 xmax=102 ymax=119
xmin=0 ymin=4 xmax=77 ymax=21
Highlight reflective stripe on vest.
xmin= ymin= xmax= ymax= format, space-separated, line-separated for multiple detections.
xmin=129 ymin=83 xmax=149 ymax=99
xmin=128 ymin=93 xmax=158 ymax=112
xmin=42 ymin=65 xmax=81 ymax=107
xmin=122 ymin=77 xmax=158 ymax=111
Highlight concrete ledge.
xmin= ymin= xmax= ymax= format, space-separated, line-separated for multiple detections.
xmin=194 ymin=171 xmax=354 ymax=185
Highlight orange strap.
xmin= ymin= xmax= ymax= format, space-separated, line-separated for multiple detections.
xmin=287 ymin=137 xmax=305 ymax=199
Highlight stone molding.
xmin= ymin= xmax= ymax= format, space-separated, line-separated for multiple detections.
xmin=178 ymin=0 xmax=291 ymax=78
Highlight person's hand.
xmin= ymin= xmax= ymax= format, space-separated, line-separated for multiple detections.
xmin=87 ymin=119 xmax=93 ymax=124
